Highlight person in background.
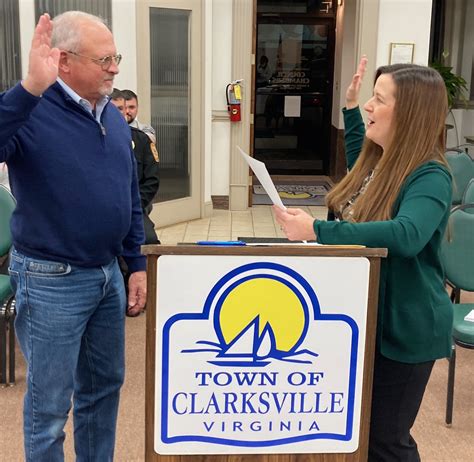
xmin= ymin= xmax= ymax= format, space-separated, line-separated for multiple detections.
xmin=274 ymin=57 xmax=453 ymax=461
xmin=0 ymin=12 xmax=146 ymax=460
xmin=122 ymin=88 xmax=156 ymax=143
xmin=257 ymin=55 xmax=272 ymax=87
xmin=110 ymin=88 xmax=160 ymax=245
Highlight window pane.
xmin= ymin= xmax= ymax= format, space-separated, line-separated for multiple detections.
xmin=257 ymin=0 xmax=334 ymax=14
xmin=429 ymin=0 xmax=473 ymax=103
xmin=471 ymin=59 xmax=474 ymax=101
xmin=0 ymin=0 xmax=22 ymax=92
xmin=150 ymin=8 xmax=190 ymax=203
xmin=35 ymin=0 xmax=112 ymax=26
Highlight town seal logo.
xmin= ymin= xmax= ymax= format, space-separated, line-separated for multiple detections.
xmin=157 ymin=259 xmax=365 ymax=454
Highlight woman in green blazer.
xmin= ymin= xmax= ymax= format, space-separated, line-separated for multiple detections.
xmin=274 ymin=58 xmax=453 ymax=461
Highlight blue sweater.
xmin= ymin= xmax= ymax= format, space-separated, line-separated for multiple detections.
xmin=0 ymin=82 xmax=146 ymax=272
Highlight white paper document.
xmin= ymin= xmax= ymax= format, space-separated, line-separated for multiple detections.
xmin=237 ymin=146 xmax=286 ymax=210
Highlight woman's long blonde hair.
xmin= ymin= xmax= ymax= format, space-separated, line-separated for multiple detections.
xmin=326 ymin=65 xmax=448 ymax=222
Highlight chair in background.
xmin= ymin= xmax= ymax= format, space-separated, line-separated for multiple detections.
xmin=445 ymin=150 xmax=474 ymax=205
xmin=461 ymin=178 xmax=474 ymax=212
xmin=460 ymin=135 xmax=474 ymax=159
xmin=440 ymin=202 xmax=474 ymax=426
xmin=0 ymin=184 xmax=16 ymax=386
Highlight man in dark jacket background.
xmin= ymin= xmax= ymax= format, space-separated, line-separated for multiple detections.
xmin=111 ymin=88 xmax=160 ymax=245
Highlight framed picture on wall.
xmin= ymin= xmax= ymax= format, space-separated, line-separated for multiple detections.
xmin=389 ymin=43 xmax=415 ymax=64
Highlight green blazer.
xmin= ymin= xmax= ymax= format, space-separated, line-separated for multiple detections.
xmin=314 ymin=107 xmax=453 ymax=363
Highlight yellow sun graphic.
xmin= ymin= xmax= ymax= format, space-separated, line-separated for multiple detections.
xmin=278 ymin=191 xmax=312 ymax=199
xmin=218 ymin=278 xmax=306 ymax=352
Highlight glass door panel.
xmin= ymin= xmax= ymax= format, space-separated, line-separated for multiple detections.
xmin=150 ymin=8 xmax=190 ymax=203
xmin=255 ymin=19 xmax=334 ymax=174
xmin=137 ymin=0 xmax=201 ymax=227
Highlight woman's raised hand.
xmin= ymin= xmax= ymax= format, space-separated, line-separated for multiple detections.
xmin=22 ymin=14 xmax=60 ymax=96
xmin=345 ymin=55 xmax=368 ymax=109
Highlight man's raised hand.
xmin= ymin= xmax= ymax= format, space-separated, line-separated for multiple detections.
xmin=22 ymin=14 xmax=60 ymax=96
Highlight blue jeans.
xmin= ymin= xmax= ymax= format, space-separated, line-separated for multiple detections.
xmin=9 ymin=248 xmax=126 ymax=462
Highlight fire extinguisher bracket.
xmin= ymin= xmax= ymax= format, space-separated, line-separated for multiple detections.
xmin=226 ymin=82 xmax=242 ymax=122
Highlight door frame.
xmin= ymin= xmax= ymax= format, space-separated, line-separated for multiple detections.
xmin=136 ymin=0 xmax=204 ymax=227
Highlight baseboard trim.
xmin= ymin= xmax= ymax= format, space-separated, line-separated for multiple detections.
xmin=211 ymin=195 xmax=229 ymax=210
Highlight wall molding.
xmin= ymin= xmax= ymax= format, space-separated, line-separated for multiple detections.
xmin=229 ymin=0 xmax=253 ymax=211
xmin=212 ymin=110 xmax=230 ymax=121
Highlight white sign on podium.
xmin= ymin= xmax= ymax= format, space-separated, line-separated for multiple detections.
xmin=155 ymin=255 xmax=370 ymax=455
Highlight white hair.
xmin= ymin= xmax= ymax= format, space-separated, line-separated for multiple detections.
xmin=51 ymin=11 xmax=109 ymax=52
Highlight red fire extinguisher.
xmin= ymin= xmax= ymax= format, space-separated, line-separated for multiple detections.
xmin=226 ymin=81 xmax=242 ymax=122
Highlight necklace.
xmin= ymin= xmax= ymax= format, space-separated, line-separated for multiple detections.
xmin=339 ymin=169 xmax=376 ymax=221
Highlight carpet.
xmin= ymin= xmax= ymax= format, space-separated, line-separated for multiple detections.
xmin=252 ymin=183 xmax=330 ymax=206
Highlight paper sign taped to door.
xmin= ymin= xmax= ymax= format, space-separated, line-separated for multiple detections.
xmin=284 ymin=95 xmax=301 ymax=117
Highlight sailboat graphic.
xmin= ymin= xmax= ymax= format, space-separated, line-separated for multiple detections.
xmin=211 ymin=316 xmax=275 ymax=366
xmin=181 ymin=315 xmax=318 ymax=367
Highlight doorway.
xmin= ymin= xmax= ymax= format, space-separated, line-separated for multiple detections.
xmin=136 ymin=0 xmax=202 ymax=227
xmin=254 ymin=1 xmax=336 ymax=175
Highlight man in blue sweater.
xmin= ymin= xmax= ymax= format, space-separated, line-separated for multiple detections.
xmin=0 ymin=11 xmax=146 ymax=461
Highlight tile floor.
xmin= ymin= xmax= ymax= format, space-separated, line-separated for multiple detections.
xmin=156 ymin=205 xmax=328 ymax=244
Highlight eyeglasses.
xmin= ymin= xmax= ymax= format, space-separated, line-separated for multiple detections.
xmin=67 ymin=51 xmax=122 ymax=70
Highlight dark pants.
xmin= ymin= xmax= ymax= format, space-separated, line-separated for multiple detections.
xmin=368 ymin=351 xmax=434 ymax=462
xmin=143 ymin=214 xmax=159 ymax=245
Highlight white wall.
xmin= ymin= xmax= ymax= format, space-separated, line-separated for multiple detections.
xmin=332 ymin=0 xmax=358 ymax=129
xmin=112 ymin=0 xmax=137 ymax=92
xmin=332 ymin=0 xmax=381 ymax=129
xmin=210 ymin=0 xmax=233 ymax=196
xmin=203 ymin=2 xmax=213 ymax=204
xmin=376 ymin=0 xmax=433 ymax=67
xmin=19 ymin=0 xmax=35 ymax=79
xmin=332 ymin=0 xmax=433 ymax=131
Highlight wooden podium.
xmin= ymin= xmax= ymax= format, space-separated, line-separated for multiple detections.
xmin=143 ymin=245 xmax=386 ymax=461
